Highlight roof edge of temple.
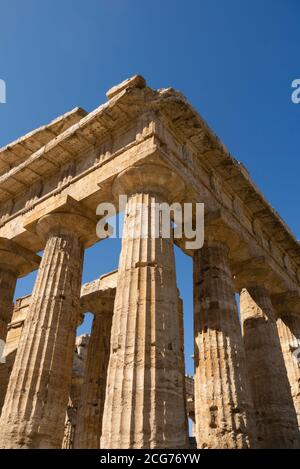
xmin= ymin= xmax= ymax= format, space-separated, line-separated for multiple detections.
xmin=0 ymin=76 xmax=299 ymax=267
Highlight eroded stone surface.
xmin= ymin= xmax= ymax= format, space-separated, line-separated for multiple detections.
xmin=62 ymin=335 xmax=89 ymax=449
xmin=0 ymin=216 xmax=86 ymax=448
xmin=240 ymin=287 xmax=300 ymax=448
xmin=194 ymin=241 xmax=256 ymax=449
xmin=277 ymin=314 xmax=300 ymax=429
xmin=100 ymin=165 xmax=187 ymax=449
xmin=74 ymin=307 xmax=113 ymax=448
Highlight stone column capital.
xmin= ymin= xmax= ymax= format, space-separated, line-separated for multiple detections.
xmin=24 ymin=195 xmax=100 ymax=248
xmin=0 ymin=237 xmax=40 ymax=276
xmin=232 ymin=256 xmax=285 ymax=293
xmin=112 ymin=163 xmax=185 ymax=203
xmin=203 ymin=209 xmax=245 ymax=254
xmin=80 ymin=294 xmax=115 ymax=317
xmin=271 ymin=291 xmax=300 ymax=317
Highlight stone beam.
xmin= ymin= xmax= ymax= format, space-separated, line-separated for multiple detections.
xmin=80 ymin=270 xmax=117 ymax=314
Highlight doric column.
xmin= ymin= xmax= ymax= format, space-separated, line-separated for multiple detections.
xmin=0 ymin=197 xmax=97 ymax=448
xmin=74 ymin=297 xmax=114 ymax=448
xmin=239 ymin=279 xmax=300 ymax=448
xmin=0 ymin=268 xmax=16 ymax=343
xmin=178 ymin=295 xmax=189 ymax=443
xmin=101 ymin=164 xmax=187 ymax=449
xmin=194 ymin=235 xmax=256 ymax=448
xmin=0 ymin=240 xmax=40 ymax=413
xmin=272 ymin=292 xmax=300 ymax=430
xmin=0 ymin=238 xmax=40 ymax=342
xmin=277 ymin=314 xmax=300 ymax=429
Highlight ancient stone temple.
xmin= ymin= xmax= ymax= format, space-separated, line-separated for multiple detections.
xmin=0 ymin=75 xmax=299 ymax=449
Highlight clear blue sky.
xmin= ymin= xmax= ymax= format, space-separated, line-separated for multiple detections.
xmin=1 ymin=0 xmax=299 ymax=375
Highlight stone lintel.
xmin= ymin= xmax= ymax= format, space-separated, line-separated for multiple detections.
xmin=4 ymin=295 xmax=30 ymax=358
xmin=80 ymin=269 xmax=117 ymax=297
xmin=23 ymin=195 xmax=102 ymax=248
xmin=0 ymin=237 xmax=40 ymax=277
xmin=9 ymin=270 xmax=118 ymax=337
xmin=80 ymin=270 xmax=117 ymax=315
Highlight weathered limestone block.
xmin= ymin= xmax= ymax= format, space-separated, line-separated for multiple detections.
xmin=194 ymin=241 xmax=256 ymax=449
xmin=240 ymin=286 xmax=300 ymax=448
xmin=74 ymin=302 xmax=113 ymax=449
xmin=0 ymin=241 xmax=39 ymax=415
xmin=0 ymin=198 xmax=97 ymax=448
xmin=101 ymin=164 xmax=188 ymax=449
xmin=272 ymin=292 xmax=300 ymax=430
xmin=277 ymin=313 xmax=300 ymax=429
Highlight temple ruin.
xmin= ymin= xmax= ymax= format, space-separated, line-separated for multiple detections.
xmin=0 ymin=75 xmax=299 ymax=449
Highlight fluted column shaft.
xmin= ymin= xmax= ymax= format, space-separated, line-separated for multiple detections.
xmin=178 ymin=296 xmax=189 ymax=443
xmin=0 ymin=227 xmax=84 ymax=448
xmin=277 ymin=313 xmax=300 ymax=429
xmin=240 ymin=286 xmax=300 ymax=448
xmin=0 ymin=268 xmax=17 ymax=414
xmin=74 ymin=310 xmax=113 ymax=448
xmin=194 ymin=241 xmax=256 ymax=449
xmin=0 ymin=267 xmax=17 ymax=343
xmin=101 ymin=191 xmax=187 ymax=448
xmin=0 ymin=240 xmax=40 ymax=349
xmin=62 ymin=398 xmax=77 ymax=449
xmin=0 ymin=239 xmax=40 ymax=414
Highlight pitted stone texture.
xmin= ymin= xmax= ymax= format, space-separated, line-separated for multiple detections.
xmin=74 ymin=311 xmax=113 ymax=449
xmin=101 ymin=191 xmax=187 ymax=449
xmin=0 ymin=267 xmax=16 ymax=342
xmin=178 ymin=296 xmax=189 ymax=444
xmin=277 ymin=314 xmax=300 ymax=429
xmin=62 ymin=335 xmax=89 ymax=449
xmin=240 ymin=287 xmax=300 ymax=448
xmin=194 ymin=242 xmax=256 ymax=449
xmin=185 ymin=375 xmax=195 ymax=422
xmin=0 ymin=238 xmax=40 ymax=343
xmin=0 ymin=295 xmax=30 ymax=413
xmin=0 ymin=228 xmax=84 ymax=448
